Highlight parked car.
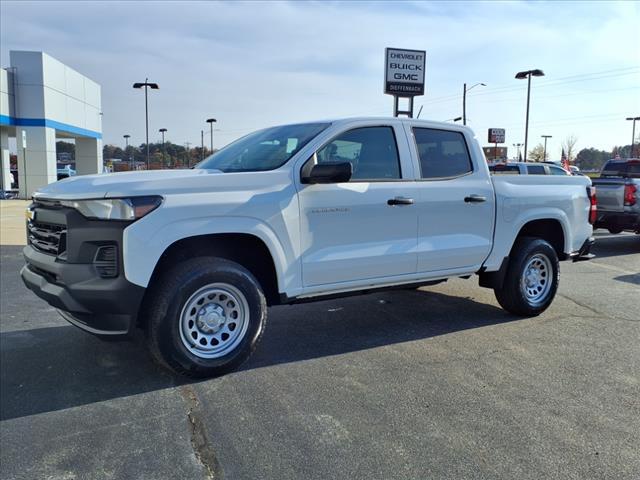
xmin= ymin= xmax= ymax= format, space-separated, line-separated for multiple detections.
xmin=22 ymin=118 xmax=595 ymax=377
xmin=57 ymin=164 xmax=76 ymax=180
xmin=489 ymin=162 xmax=572 ymax=176
xmin=592 ymin=158 xmax=640 ymax=234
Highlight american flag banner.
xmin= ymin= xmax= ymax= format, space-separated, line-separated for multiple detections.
xmin=561 ymin=148 xmax=570 ymax=171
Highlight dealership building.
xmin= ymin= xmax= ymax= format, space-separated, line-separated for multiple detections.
xmin=1 ymin=51 xmax=103 ymax=197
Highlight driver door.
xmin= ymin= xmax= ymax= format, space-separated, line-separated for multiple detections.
xmin=297 ymin=124 xmax=418 ymax=288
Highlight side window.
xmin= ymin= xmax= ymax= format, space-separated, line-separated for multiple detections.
xmin=413 ymin=128 xmax=473 ymax=179
xmin=549 ymin=166 xmax=568 ymax=176
xmin=527 ymin=165 xmax=546 ymax=175
xmin=316 ymin=127 xmax=401 ymax=180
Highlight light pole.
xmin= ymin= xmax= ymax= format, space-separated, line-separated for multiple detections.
xmin=123 ymin=134 xmax=131 ymax=169
xmin=541 ymin=135 xmax=552 ymax=162
xmin=513 ymin=143 xmax=523 ymax=161
xmin=626 ymin=116 xmax=640 ymax=157
xmin=206 ymin=118 xmax=217 ymax=153
xmin=133 ymin=78 xmax=159 ymax=169
xmin=463 ymin=82 xmax=486 ymax=126
xmin=159 ymin=128 xmax=167 ymax=168
xmin=515 ymin=69 xmax=544 ymax=162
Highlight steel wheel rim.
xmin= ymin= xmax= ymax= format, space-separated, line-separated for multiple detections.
xmin=520 ymin=253 xmax=553 ymax=306
xmin=179 ymin=283 xmax=250 ymax=359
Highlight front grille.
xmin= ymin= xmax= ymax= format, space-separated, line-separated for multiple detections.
xmin=28 ymin=221 xmax=67 ymax=256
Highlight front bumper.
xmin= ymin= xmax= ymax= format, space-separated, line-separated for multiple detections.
xmin=21 ymin=202 xmax=145 ymax=336
xmin=21 ymin=246 xmax=145 ymax=335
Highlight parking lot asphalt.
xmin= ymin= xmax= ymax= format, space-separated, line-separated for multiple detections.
xmin=1 ymin=232 xmax=639 ymax=480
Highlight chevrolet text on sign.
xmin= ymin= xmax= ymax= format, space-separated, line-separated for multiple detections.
xmin=385 ymin=48 xmax=426 ymax=96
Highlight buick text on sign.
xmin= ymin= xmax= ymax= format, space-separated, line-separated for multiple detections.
xmin=385 ymin=48 xmax=426 ymax=96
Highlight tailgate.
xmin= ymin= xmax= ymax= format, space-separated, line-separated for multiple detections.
xmin=594 ymin=181 xmax=625 ymax=212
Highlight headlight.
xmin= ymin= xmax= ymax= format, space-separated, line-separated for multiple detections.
xmin=60 ymin=196 xmax=162 ymax=221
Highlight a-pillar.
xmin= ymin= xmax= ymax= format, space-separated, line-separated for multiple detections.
xmin=75 ymin=136 xmax=103 ymax=176
xmin=16 ymin=126 xmax=57 ymax=199
xmin=0 ymin=129 xmax=13 ymax=190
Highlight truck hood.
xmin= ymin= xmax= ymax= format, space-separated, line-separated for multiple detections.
xmin=34 ymin=168 xmax=288 ymax=200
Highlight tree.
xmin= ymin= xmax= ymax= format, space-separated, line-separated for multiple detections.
xmin=528 ymin=143 xmax=546 ymax=162
xmin=575 ymin=148 xmax=610 ymax=171
xmin=561 ymin=135 xmax=578 ymax=163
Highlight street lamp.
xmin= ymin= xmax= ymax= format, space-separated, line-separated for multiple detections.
xmin=541 ymin=135 xmax=552 ymax=162
xmin=123 ymin=134 xmax=131 ymax=169
xmin=515 ymin=69 xmax=544 ymax=162
xmin=206 ymin=118 xmax=217 ymax=153
xmin=463 ymin=82 xmax=486 ymax=126
xmin=626 ymin=116 xmax=640 ymax=157
xmin=133 ymin=78 xmax=159 ymax=169
xmin=159 ymin=128 xmax=167 ymax=168
xmin=513 ymin=143 xmax=524 ymax=161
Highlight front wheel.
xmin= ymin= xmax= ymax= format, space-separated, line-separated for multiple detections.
xmin=494 ymin=237 xmax=559 ymax=316
xmin=145 ymin=257 xmax=267 ymax=378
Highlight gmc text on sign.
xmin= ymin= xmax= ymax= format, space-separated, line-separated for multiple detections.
xmin=385 ymin=48 xmax=426 ymax=96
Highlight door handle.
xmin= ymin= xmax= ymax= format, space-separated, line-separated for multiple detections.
xmin=387 ymin=197 xmax=414 ymax=206
xmin=464 ymin=194 xmax=487 ymax=203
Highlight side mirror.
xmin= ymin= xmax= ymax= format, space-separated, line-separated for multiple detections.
xmin=302 ymin=162 xmax=352 ymax=184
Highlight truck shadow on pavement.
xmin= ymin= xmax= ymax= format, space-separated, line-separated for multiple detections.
xmin=1 ymin=288 xmax=514 ymax=422
xmin=591 ymin=232 xmax=639 ymax=259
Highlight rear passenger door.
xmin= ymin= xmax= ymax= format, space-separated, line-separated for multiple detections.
xmin=408 ymin=126 xmax=495 ymax=273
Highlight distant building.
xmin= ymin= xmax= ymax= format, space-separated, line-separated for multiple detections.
xmin=482 ymin=146 xmax=508 ymax=162
xmin=1 ymin=51 xmax=103 ymax=197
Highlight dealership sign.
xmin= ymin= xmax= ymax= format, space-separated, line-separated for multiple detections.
xmin=488 ymin=128 xmax=505 ymax=143
xmin=384 ymin=48 xmax=426 ymax=96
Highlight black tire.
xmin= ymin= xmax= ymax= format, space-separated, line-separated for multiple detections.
xmin=494 ymin=237 xmax=559 ymax=316
xmin=608 ymin=228 xmax=623 ymax=234
xmin=145 ymin=257 xmax=267 ymax=378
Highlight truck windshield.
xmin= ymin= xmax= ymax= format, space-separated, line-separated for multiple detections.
xmin=196 ymin=123 xmax=330 ymax=172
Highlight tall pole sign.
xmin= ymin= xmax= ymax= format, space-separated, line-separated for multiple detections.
xmin=384 ymin=48 xmax=426 ymax=118
xmin=488 ymin=128 xmax=506 ymax=162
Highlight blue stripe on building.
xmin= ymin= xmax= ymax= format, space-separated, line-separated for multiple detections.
xmin=0 ymin=114 xmax=102 ymax=139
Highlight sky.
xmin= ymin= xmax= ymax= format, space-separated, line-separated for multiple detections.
xmin=1 ymin=0 xmax=639 ymax=158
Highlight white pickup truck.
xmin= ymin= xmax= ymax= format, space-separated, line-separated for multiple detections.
xmin=22 ymin=118 xmax=595 ymax=377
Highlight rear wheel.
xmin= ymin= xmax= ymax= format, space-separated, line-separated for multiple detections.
xmin=608 ymin=228 xmax=623 ymax=234
xmin=494 ymin=237 xmax=559 ymax=316
xmin=145 ymin=257 xmax=267 ymax=377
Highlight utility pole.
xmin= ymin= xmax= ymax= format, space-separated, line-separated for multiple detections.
xmin=185 ymin=142 xmax=192 ymax=168
xmin=462 ymin=82 xmax=485 ymax=126
xmin=201 ymin=130 xmax=204 ymax=161
xmin=133 ymin=79 xmax=159 ymax=169
xmin=515 ymin=69 xmax=544 ymax=162
xmin=159 ymin=128 xmax=167 ymax=168
xmin=626 ymin=116 xmax=640 ymax=157
xmin=123 ymin=134 xmax=131 ymax=170
xmin=206 ymin=118 xmax=217 ymax=152
xmin=541 ymin=135 xmax=552 ymax=162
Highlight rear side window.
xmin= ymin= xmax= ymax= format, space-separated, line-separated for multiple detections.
xmin=549 ymin=165 xmax=569 ymax=176
xmin=602 ymin=160 xmax=640 ymax=178
xmin=316 ymin=126 xmax=401 ymax=180
xmin=413 ymin=128 xmax=473 ymax=179
xmin=490 ymin=165 xmax=520 ymax=174
xmin=527 ymin=165 xmax=546 ymax=175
